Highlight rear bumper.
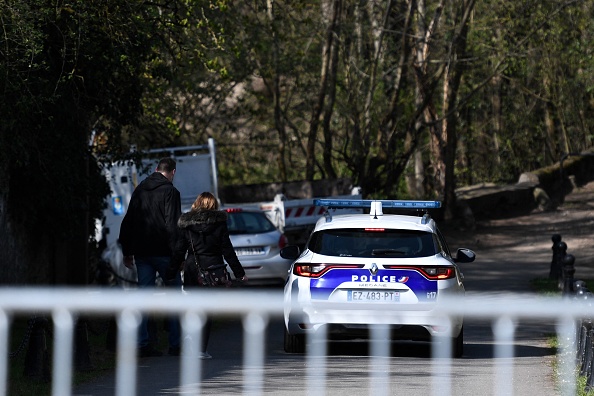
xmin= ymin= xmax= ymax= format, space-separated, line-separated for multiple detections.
xmin=285 ymin=304 xmax=463 ymax=338
xmin=284 ymin=277 xmax=464 ymax=338
xmin=240 ymin=255 xmax=292 ymax=284
xmin=320 ymin=323 xmax=434 ymax=341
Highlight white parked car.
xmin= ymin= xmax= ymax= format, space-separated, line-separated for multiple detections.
xmin=281 ymin=199 xmax=476 ymax=357
xmin=225 ymin=208 xmax=293 ymax=286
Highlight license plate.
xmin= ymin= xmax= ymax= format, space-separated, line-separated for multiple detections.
xmin=235 ymin=247 xmax=265 ymax=256
xmin=347 ymin=290 xmax=400 ymax=302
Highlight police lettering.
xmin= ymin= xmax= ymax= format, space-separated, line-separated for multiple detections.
xmin=352 ymin=275 xmax=397 ymax=282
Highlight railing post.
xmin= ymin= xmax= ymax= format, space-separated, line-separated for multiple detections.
xmin=562 ymin=254 xmax=576 ymax=296
xmin=578 ymin=321 xmax=591 ymax=375
xmin=586 ymin=331 xmax=594 ymax=392
xmin=550 ymin=234 xmax=565 ymax=284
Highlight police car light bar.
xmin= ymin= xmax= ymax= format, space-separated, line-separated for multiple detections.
xmin=313 ymin=199 xmax=441 ymax=209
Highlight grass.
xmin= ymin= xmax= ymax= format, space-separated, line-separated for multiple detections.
xmin=577 ymin=376 xmax=594 ymax=396
xmin=7 ymin=310 xmax=231 ymax=394
xmin=6 ymin=315 xmax=176 ymax=395
xmin=529 ymin=277 xmax=562 ymax=295
xmin=533 ymin=277 xmax=594 ymax=396
xmin=7 ymin=316 xmax=119 ymax=396
xmin=7 ymin=318 xmax=51 ymax=396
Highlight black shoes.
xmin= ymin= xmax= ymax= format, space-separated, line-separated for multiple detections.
xmin=138 ymin=345 xmax=163 ymax=357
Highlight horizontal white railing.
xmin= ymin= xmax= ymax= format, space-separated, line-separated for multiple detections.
xmin=0 ymin=288 xmax=587 ymax=396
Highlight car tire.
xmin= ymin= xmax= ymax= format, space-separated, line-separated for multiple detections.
xmin=452 ymin=326 xmax=463 ymax=358
xmin=432 ymin=327 xmax=463 ymax=358
xmin=284 ymin=328 xmax=305 ymax=353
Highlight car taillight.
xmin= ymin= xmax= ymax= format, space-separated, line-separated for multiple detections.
xmin=383 ymin=265 xmax=455 ymax=280
xmin=279 ymin=234 xmax=288 ymax=249
xmin=293 ymin=263 xmax=362 ymax=278
xmin=224 ymin=208 xmax=243 ymax=213
xmin=418 ymin=267 xmax=455 ymax=280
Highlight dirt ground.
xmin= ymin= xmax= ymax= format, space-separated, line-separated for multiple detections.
xmin=443 ymin=180 xmax=594 ymax=294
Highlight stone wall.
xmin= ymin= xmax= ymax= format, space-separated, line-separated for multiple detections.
xmin=219 ymin=152 xmax=594 ymax=221
xmin=456 ymin=151 xmax=594 ymax=220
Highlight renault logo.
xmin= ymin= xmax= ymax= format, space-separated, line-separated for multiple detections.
xmin=370 ymin=263 xmax=379 ymax=275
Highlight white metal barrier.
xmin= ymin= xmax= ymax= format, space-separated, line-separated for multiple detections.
xmin=0 ymin=288 xmax=588 ymax=396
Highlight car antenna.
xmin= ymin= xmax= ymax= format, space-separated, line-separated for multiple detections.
xmin=421 ymin=211 xmax=431 ymax=224
xmin=370 ymin=201 xmax=382 ymax=219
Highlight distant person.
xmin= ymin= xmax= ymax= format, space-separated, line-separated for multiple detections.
xmin=119 ymin=157 xmax=182 ymax=357
xmin=169 ymin=192 xmax=247 ymax=359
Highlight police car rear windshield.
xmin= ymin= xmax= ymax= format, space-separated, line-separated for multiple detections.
xmin=308 ymin=229 xmax=438 ymax=258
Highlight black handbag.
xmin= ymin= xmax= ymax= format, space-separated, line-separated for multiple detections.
xmin=189 ymin=233 xmax=232 ymax=287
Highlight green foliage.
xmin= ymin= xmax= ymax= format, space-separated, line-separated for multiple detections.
xmin=459 ymin=0 xmax=594 ymax=186
xmin=0 ymin=1 xmax=202 ymax=284
xmin=530 ymin=278 xmax=562 ymax=295
xmin=7 ymin=317 xmax=117 ymax=395
xmin=4 ymin=0 xmax=594 ymax=283
xmin=1 ymin=2 xmax=111 ymax=233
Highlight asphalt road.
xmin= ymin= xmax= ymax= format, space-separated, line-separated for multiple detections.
xmin=73 ymin=314 xmax=558 ymax=396
xmin=75 ymin=182 xmax=594 ymax=395
xmin=74 ymin=262 xmax=560 ymax=395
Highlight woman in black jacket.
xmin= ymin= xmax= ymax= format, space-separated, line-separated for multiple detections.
xmin=170 ymin=192 xmax=247 ymax=358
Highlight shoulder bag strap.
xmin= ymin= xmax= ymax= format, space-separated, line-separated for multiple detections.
xmin=189 ymin=232 xmax=206 ymax=276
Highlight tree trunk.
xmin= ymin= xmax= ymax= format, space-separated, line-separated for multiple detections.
xmin=267 ymin=0 xmax=288 ymax=181
xmin=305 ymin=0 xmax=341 ymax=181
xmin=491 ymin=75 xmax=502 ymax=167
xmin=416 ymin=0 xmax=446 ymax=199
xmin=321 ymin=0 xmax=342 ymax=180
xmin=441 ymin=0 xmax=475 ymax=220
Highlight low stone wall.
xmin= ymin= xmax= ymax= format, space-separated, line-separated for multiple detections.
xmin=533 ymin=151 xmax=594 ymax=201
xmin=219 ymin=152 xmax=594 ymax=221
xmin=455 ymin=182 xmax=539 ymax=220
xmin=456 ymin=151 xmax=594 ymax=220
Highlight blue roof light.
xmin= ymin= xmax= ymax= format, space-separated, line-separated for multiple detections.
xmin=313 ymin=199 xmax=441 ymax=209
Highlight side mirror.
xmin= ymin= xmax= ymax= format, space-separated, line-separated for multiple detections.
xmin=454 ymin=248 xmax=476 ymax=263
xmin=280 ymin=245 xmax=301 ymax=260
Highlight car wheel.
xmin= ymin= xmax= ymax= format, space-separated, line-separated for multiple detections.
xmin=284 ymin=328 xmax=305 ymax=353
xmin=452 ymin=326 xmax=463 ymax=358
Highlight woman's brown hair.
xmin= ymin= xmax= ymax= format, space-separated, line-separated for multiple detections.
xmin=191 ymin=192 xmax=219 ymax=211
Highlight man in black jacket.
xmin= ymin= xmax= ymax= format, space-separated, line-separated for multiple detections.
xmin=119 ymin=157 xmax=182 ymax=357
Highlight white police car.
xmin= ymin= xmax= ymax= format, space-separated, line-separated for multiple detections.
xmin=280 ymin=199 xmax=475 ymax=357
